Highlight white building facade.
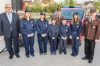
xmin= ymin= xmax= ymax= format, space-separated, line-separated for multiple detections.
xmin=0 ymin=0 xmax=11 ymax=13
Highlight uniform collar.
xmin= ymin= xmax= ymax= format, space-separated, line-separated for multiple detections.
xmin=88 ymin=17 xmax=96 ymax=21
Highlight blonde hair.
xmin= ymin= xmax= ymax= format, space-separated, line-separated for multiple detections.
xmin=71 ymin=15 xmax=80 ymax=24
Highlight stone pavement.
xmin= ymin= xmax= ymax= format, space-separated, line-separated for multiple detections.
xmin=0 ymin=35 xmax=100 ymax=66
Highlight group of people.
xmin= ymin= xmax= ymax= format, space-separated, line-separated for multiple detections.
xmin=0 ymin=4 xmax=100 ymax=64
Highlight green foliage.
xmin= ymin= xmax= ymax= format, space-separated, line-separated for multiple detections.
xmin=94 ymin=0 xmax=100 ymax=11
xmin=26 ymin=2 xmax=64 ymax=13
xmin=26 ymin=5 xmax=30 ymax=10
xmin=64 ymin=0 xmax=78 ymax=6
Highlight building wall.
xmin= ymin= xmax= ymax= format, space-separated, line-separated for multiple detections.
xmin=0 ymin=0 xmax=11 ymax=13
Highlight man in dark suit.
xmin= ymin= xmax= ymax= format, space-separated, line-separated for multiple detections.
xmin=0 ymin=4 xmax=21 ymax=59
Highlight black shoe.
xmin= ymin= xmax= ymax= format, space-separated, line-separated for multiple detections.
xmin=44 ymin=53 xmax=47 ymax=55
xmin=26 ymin=55 xmax=30 ymax=58
xmin=50 ymin=52 xmax=53 ymax=55
xmin=64 ymin=52 xmax=67 ymax=55
xmin=59 ymin=52 xmax=62 ymax=54
xmin=88 ymin=59 xmax=92 ymax=63
xmin=73 ymin=55 xmax=77 ymax=57
xmin=31 ymin=54 xmax=35 ymax=57
xmin=16 ymin=54 xmax=20 ymax=58
xmin=9 ymin=55 xmax=13 ymax=59
xmin=71 ymin=54 xmax=74 ymax=56
xmin=81 ymin=57 xmax=89 ymax=60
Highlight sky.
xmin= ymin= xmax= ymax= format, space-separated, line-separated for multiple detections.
xmin=54 ymin=0 xmax=94 ymax=3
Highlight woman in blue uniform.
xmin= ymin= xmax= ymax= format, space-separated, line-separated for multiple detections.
xmin=36 ymin=12 xmax=49 ymax=55
xmin=20 ymin=10 xmax=36 ymax=58
xmin=70 ymin=12 xmax=82 ymax=57
xmin=49 ymin=17 xmax=59 ymax=55
xmin=59 ymin=17 xmax=70 ymax=55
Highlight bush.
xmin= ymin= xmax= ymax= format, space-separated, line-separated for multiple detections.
xmin=25 ymin=2 xmax=64 ymax=13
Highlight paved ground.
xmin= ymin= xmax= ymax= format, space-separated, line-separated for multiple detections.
xmin=0 ymin=34 xmax=100 ymax=66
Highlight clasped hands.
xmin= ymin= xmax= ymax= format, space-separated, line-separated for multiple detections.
xmin=41 ymin=34 xmax=47 ymax=37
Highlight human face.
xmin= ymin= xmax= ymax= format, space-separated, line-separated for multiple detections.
xmin=57 ymin=11 xmax=61 ymax=15
xmin=90 ymin=12 xmax=96 ymax=18
xmin=40 ymin=15 xmax=45 ymax=19
xmin=25 ymin=12 xmax=31 ymax=18
xmin=62 ymin=20 xmax=66 ymax=25
xmin=74 ymin=15 xmax=78 ymax=19
xmin=52 ymin=20 xmax=56 ymax=24
xmin=5 ymin=4 xmax=12 ymax=13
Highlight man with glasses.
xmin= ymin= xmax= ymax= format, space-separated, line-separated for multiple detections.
xmin=0 ymin=4 xmax=21 ymax=59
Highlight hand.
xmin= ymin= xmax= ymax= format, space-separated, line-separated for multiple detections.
xmin=30 ymin=33 xmax=34 ymax=37
xmin=63 ymin=37 xmax=67 ymax=40
xmin=19 ymin=34 xmax=22 ymax=37
xmin=41 ymin=34 xmax=45 ymax=37
xmin=0 ymin=36 xmax=4 ymax=39
xmin=65 ymin=37 xmax=67 ymax=39
xmin=52 ymin=37 xmax=55 ymax=39
xmin=44 ymin=34 xmax=47 ymax=37
xmin=27 ymin=34 xmax=31 ymax=37
xmin=95 ymin=39 xmax=99 ymax=43
xmin=76 ymin=37 xmax=79 ymax=40
xmin=61 ymin=37 xmax=64 ymax=40
xmin=70 ymin=36 xmax=72 ymax=39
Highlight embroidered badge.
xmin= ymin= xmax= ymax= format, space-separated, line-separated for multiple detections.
xmin=77 ymin=25 xmax=79 ymax=28
xmin=46 ymin=25 xmax=47 ymax=27
xmin=31 ymin=21 xmax=33 ymax=23
xmin=85 ymin=22 xmax=88 ymax=24
xmin=32 ymin=24 xmax=33 ymax=27
xmin=93 ymin=26 xmax=95 ymax=28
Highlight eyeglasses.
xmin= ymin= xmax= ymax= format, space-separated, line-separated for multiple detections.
xmin=6 ymin=7 xmax=12 ymax=9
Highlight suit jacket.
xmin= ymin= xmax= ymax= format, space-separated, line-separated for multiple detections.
xmin=82 ymin=17 xmax=100 ymax=40
xmin=0 ymin=12 xmax=20 ymax=38
xmin=54 ymin=15 xmax=63 ymax=26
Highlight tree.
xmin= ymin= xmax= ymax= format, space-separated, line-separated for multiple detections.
xmin=64 ymin=0 xmax=78 ymax=6
xmin=94 ymin=0 xmax=100 ymax=11
xmin=69 ymin=0 xmax=75 ymax=6
xmin=58 ymin=2 xmax=64 ymax=8
xmin=64 ymin=0 xmax=69 ymax=6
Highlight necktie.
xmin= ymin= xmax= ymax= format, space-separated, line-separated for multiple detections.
xmin=8 ymin=14 xmax=12 ymax=30
xmin=8 ymin=14 xmax=12 ymax=23
xmin=90 ymin=18 xmax=92 ymax=22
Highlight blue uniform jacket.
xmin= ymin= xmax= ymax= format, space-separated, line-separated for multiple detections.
xmin=70 ymin=21 xmax=82 ymax=37
xmin=49 ymin=24 xmax=59 ymax=38
xmin=59 ymin=24 xmax=70 ymax=37
xmin=20 ymin=18 xmax=36 ymax=35
xmin=36 ymin=19 xmax=49 ymax=34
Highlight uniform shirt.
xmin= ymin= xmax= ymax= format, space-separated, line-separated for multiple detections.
xmin=20 ymin=18 xmax=36 ymax=35
xmin=6 ymin=12 xmax=12 ymax=30
xmin=70 ymin=21 xmax=82 ymax=37
xmin=36 ymin=19 xmax=49 ymax=34
xmin=82 ymin=18 xmax=100 ymax=40
xmin=6 ymin=12 xmax=12 ymax=24
xmin=59 ymin=24 xmax=70 ymax=37
xmin=49 ymin=24 xmax=59 ymax=38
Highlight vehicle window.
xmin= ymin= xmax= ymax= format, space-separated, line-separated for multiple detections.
xmin=61 ymin=9 xmax=84 ymax=20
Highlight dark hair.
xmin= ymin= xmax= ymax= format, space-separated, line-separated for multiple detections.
xmin=57 ymin=8 xmax=61 ymax=11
